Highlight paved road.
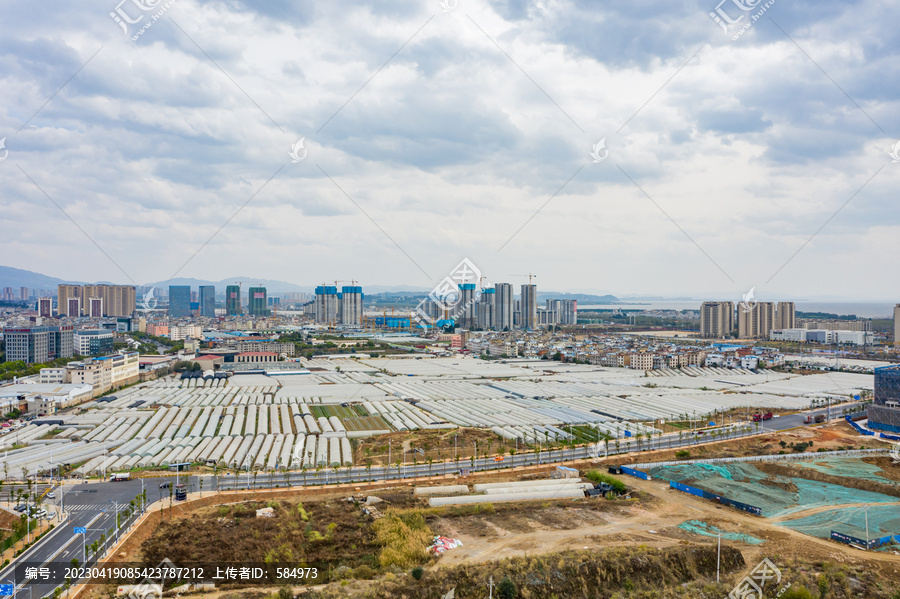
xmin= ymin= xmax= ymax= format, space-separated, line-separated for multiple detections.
xmin=0 ymin=403 xmax=862 ymax=597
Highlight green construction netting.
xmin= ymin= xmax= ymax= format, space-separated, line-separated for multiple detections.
xmin=649 ymin=461 xmax=899 ymax=518
xmin=794 ymin=458 xmax=898 ymax=485
xmin=678 ymin=519 xmax=765 ymax=545
xmin=780 ymin=504 xmax=900 ymax=541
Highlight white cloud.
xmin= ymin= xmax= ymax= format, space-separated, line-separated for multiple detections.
xmin=0 ymin=0 xmax=897 ymax=299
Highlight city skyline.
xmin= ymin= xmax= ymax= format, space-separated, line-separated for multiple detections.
xmin=0 ymin=2 xmax=898 ymax=299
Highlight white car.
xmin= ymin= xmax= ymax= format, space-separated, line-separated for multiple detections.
xmin=46 ymin=492 xmax=56 ymax=499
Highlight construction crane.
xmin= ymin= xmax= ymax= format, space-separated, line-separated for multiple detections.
xmin=510 ymin=273 xmax=538 ymax=284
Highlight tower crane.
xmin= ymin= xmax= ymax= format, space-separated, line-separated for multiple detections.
xmin=510 ymin=273 xmax=538 ymax=284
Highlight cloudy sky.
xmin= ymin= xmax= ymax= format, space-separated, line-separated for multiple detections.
xmin=1 ymin=0 xmax=898 ymax=300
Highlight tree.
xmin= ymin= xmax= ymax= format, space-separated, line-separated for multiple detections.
xmin=497 ymin=576 xmax=517 ymax=599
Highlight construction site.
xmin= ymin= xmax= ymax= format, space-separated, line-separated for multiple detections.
xmin=63 ymin=418 xmax=900 ymax=599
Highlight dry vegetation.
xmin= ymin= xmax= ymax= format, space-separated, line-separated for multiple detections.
xmin=140 ymin=498 xmax=382 ymax=584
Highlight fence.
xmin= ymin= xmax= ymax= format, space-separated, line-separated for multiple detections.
xmin=845 ymin=416 xmax=875 ymax=436
xmin=831 ymin=531 xmax=900 ymax=550
xmin=630 ymin=448 xmax=888 ymax=470
xmin=619 ymin=466 xmax=651 ymax=480
xmin=669 ymin=480 xmax=763 ymax=516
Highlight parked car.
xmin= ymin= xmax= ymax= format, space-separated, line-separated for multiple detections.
xmin=14 ymin=504 xmax=26 ymax=512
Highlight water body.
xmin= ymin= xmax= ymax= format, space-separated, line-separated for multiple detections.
xmin=580 ymin=301 xmax=895 ymax=319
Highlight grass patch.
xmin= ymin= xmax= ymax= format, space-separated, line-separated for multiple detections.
xmin=585 ymin=470 xmax=626 ymax=493
xmin=372 ymin=509 xmax=433 ymax=569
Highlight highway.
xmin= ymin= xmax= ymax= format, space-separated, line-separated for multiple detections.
xmin=0 ymin=403 xmax=861 ymax=597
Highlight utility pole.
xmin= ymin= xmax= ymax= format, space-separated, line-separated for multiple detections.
xmin=716 ymin=533 xmax=721 ymax=582
xmin=864 ymin=504 xmax=870 ymax=549
xmin=488 ymin=575 xmax=494 ymax=599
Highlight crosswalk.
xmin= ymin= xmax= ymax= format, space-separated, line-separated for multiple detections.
xmin=65 ymin=504 xmax=112 ymax=512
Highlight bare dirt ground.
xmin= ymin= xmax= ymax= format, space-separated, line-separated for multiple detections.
xmin=427 ymin=423 xmax=900 ymax=580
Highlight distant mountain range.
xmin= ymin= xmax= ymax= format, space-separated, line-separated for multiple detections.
xmin=1 ymin=265 xmax=621 ymax=301
xmin=0 ymin=265 xmax=83 ymax=291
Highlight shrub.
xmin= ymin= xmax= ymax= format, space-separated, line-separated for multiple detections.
xmin=675 ymin=450 xmax=690 ymax=459
xmin=372 ymin=510 xmax=432 ymax=569
xmin=307 ymin=530 xmax=325 ymax=542
xmin=411 ymin=566 xmax=424 ymax=580
xmin=497 ymin=576 xmax=517 ymax=599
xmin=277 ymin=586 xmax=293 ymax=599
xmin=352 ymin=565 xmax=376 ymax=580
xmin=780 ymin=586 xmax=814 ymax=599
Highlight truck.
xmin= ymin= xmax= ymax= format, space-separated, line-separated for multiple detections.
xmin=111 ymin=473 xmax=131 ymax=482
xmin=752 ymin=412 xmax=774 ymax=422
xmin=814 ymin=414 xmax=826 ymax=424
xmin=804 ymin=415 xmax=812 ymax=424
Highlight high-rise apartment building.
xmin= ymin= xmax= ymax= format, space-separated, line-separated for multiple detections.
xmin=775 ymin=301 xmax=796 ymax=330
xmin=456 ymin=283 xmax=477 ymax=328
xmin=477 ymin=287 xmax=495 ymax=329
xmin=3 ymin=325 xmax=74 ymax=364
xmin=494 ymin=283 xmax=514 ymax=330
xmin=81 ymin=285 xmax=136 ymax=317
xmin=542 ymin=299 xmax=577 ymax=326
xmin=38 ymin=297 xmax=53 ymax=318
xmin=168 ymin=285 xmax=191 ymax=318
xmin=20 ymin=287 xmax=29 ymax=301
xmin=738 ymin=302 xmax=775 ymax=339
xmin=700 ymin=301 xmax=734 ymax=338
xmin=339 ymin=285 xmax=363 ymax=325
xmin=248 ymin=287 xmax=269 ymax=316
xmin=88 ymin=297 xmax=103 ymax=318
xmin=58 ymin=285 xmax=82 ymax=317
xmin=226 ymin=285 xmax=241 ymax=316
xmin=57 ymin=284 xmax=135 ymax=317
xmin=199 ymin=285 xmax=216 ymax=317
xmin=315 ymin=286 xmax=339 ymax=324
xmin=520 ymin=284 xmax=537 ymax=329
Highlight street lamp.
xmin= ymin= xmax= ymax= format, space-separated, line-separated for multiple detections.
xmin=3 ymin=577 xmax=17 ymax=599
xmin=109 ymin=500 xmax=119 ymax=545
